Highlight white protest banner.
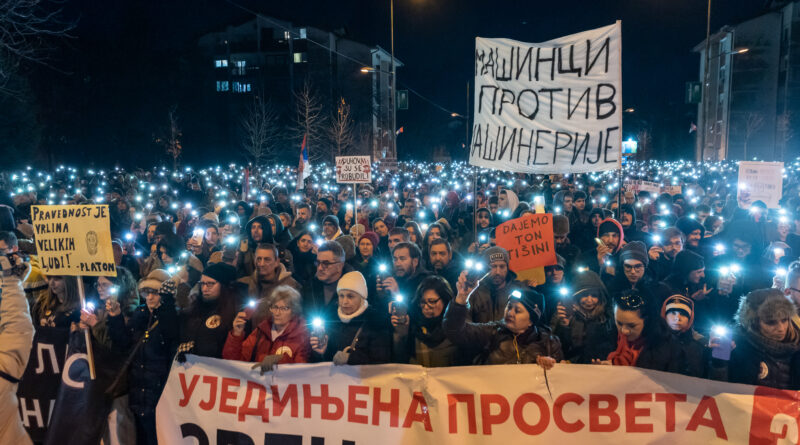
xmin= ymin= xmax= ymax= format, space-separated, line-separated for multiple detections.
xmin=470 ymin=22 xmax=622 ymax=174
xmin=157 ymin=355 xmax=790 ymax=444
xmin=738 ymin=161 xmax=783 ymax=208
xmin=31 ymin=205 xmax=117 ymax=276
xmin=336 ymin=156 xmax=372 ymax=183
xmin=624 ymin=180 xmax=660 ymax=195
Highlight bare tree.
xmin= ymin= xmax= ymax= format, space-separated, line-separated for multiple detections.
xmin=241 ymin=95 xmax=281 ymax=166
xmin=328 ymin=97 xmax=355 ymax=157
xmin=0 ymin=0 xmax=72 ymax=98
xmin=743 ymin=112 xmax=764 ymax=160
xmin=154 ymin=105 xmax=182 ymax=170
xmin=636 ymin=127 xmax=652 ymax=160
xmin=777 ymin=112 xmax=794 ymax=162
xmin=293 ymin=79 xmax=327 ymax=161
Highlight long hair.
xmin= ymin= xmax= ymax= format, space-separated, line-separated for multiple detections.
xmin=35 ymin=276 xmax=81 ymax=320
xmin=614 ymin=289 xmax=670 ymax=348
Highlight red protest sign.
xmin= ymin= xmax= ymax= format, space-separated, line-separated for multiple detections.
xmin=495 ymin=213 xmax=557 ymax=271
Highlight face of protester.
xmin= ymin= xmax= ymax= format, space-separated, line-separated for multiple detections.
xmin=562 ymin=196 xmax=573 ymax=212
xmin=489 ymin=260 xmax=509 ymax=287
xmin=620 ymin=212 xmax=633 ymax=228
xmin=698 ymin=210 xmax=710 ymax=223
xmin=96 ymin=276 xmax=116 ymax=300
xmin=504 ymin=301 xmax=533 ymax=334
xmin=665 ymin=310 xmax=690 ymax=332
xmin=489 ymin=202 xmax=498 ymax=214
xmin=147 ymin=224 xmax=157 ymax=243
xmin=591 ymin=214 xmax=603 ymax=228
xmin=316 ymin=251 xmax=344 ymax=283
xmin=419 ymin=289 xmax=445 ymax=318
xmin=760 ymin=317 xmax=790 ymax=342
xmin=545 ymin=267 xmax=564 ymax=284
xmin=732 ymin=238 xmax=752 ymax=259
xmin=296 ymin=207 xmax=310 ymax=225
xmin=297 ymin=234 xmax=313 ymax=253
xmin=205 ymin=227 xmax=219 ymax=245
xmin=429 ymin=243 xmax=451 ymax=272
xmin=404 ymin=199 xmax=418 ymax=215
xmin=498 ymin=192 xmax=508 ymax=209
xmin=338 ymin=289 xmax=362 ymax=315
xmin=251 ymin=222 xmax=264 ymax=242
xmin=270 ymin=297 xmax=294 ymax=327
xmin=600 ymin=231 xmax=620 ymax=250
xmin=407 ymin=228 xmax=419 ymax=244
xmin=159 ymin=246 xmax=175 ymax=265
xmin=477 ymin=212 xmax=491 ymax=228
xmin=323 ymin=221 xmax=337 ymax=238
xmin=778 ymin=222 xmax=791 ymax=240
xmin=200 ymin=276 xmax=221 ymax=300
xmin=388 ymin=234 xmax=406 ymax=250
xmin=142 ymin=288 xmax=162 ymax=310
xmin=317 ymin=201 xmax=329 ymax=215
xmin=554 ymin=234 xmax=568 ymax=247
xmin=574 ymin=198 xmax=586 ymax=211
xmin=687 ymin=229 xmax=702 ymax=247
xmin=373 ymin=220 xmax=389 ymax=237
xmin=615 ymin=308 xmax=645 ymax=342
xmin=427 ymin=227 xmax=442 ymax=243
xmin=688 ymin=268 xmax=705 ymax=284
xmin=663 ymin=236 xmax=683 ymax=259
xmin=579 ymin=294 xmax=599 ymax=312
xmin=392 ymin=247 xmax=418 ymax=278
xmin=623 ymin=259 xmax=645 ymax=284
xmin=358 ymin=238 xmax=374 ymax=259
xmin=279 ymin=214 xmax=291 ymax=229
xmin=255 ymin=248 xmax=279 ymax=281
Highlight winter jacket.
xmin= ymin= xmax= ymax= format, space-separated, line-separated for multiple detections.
xmin=670 ymin=329 xmax=709 ymax=378
xmin=468 ymin=270 xmax=522 ymax=323
xmin=301 ymin=264 xmax=355 ymax=316
xmin=728 ymin=327 xmax=800 ymax=389
xmin=443 ymin=301 xmax=563 ymax=365
xmin=554 ymin=311 xmax=616 ymax=364
xmin=180 ymin=298 xmax=235 ymax=359
xmin=0 ymin=269 xmax=35 ymax=445
xmin=107 ymin=303 xmax=179 ymax=418
xmin=237 ymin=263 xmax=301 ymax=314
xmin=223 ymin=316 xmax=310 ymax=364
xmin=316 ymin=306 xmax=391 ymax=365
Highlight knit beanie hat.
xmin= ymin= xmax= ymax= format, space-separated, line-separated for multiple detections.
xmin=676 ymin=216 xmax=705 ymax=238
xmin=483 ymin=246 xmax=510 ymax=265
xmin=335 ymin=235 xmax=356 ymax=261
xmin=509 ymin=288 xmax=545 ymax=323
xmin=553 ymin=214 xmax=570 ymax=237
xmin=337 ymin=271 xmax=368 ymax=300
xmin=319 ymin=197 xmax=333 ymax=211
xmin=350 ymin=224 xmax=366 ymax=239
xmin=139 ymin=269 xmax=170 ymax=292
xmin=358 ymin=231 xmax=380 ymax=249
xmin=323 ymin=214 xmax=340 ymax=228
xmin=671 ymin=250 xmax=705 ymax=279
xmin=619 ymin=241 xmax=648 ymax=267
xmin=661 ymin=294 xmax=695 ymax=328
xmin=203 ymin=263 xmax=237 ymax=286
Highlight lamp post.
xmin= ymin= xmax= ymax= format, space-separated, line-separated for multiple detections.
xmin=389 ymin=0 xmax=397 ymax=163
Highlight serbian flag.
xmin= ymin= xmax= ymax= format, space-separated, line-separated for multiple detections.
xmin=296 ymin=134 xmax=310 ymax=190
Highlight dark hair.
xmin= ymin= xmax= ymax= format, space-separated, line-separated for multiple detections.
xmin=296 ymin=203 xmax=311 ymax=213
xmin=613 ymin=289 xmax=669 ymax=348
xmin=318 ymin=240 xmax=345 ymax=261
xmin=158 ymin=233 xmax=185 ymax=259
xmin=389 ymin=227 xmax=409 ymax=239
xmin=488 ymin=196 xmax=499 ymax=205
xmin=414 ymin=275 xmax=454 ymax=307
xmin=103 ymin=266 xmax=139 ymax=316
xmin=0 ymin=231 xmax=18 ymax=248
xmin=393 ymin=242 xmax=422 ymax=260
xmin=428 ymin=238 xmax=451 ymax=254
xmin=255 ymin=242 xmax=279 ymax=258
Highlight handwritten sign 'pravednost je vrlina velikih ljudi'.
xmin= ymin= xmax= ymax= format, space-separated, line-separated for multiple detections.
xmin=32 ymin=205 xmax=117 ymax=277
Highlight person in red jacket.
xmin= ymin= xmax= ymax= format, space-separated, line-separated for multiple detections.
xmin=223 ymin=285 xmax=310 ymax=372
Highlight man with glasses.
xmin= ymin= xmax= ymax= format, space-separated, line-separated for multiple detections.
xmin=238 ymin=243 xmax=300 ymax=304
xmin=302 ymin=241 xmax=352 ymax=316
xmin=648 ymin=227 xmax=685 ymax=281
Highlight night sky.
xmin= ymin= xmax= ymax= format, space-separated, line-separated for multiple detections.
xmin=14 ymin=0 xmax=771 ymax=166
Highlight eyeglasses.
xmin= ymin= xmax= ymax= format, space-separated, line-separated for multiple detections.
xmin=199 ymin=281 xmax=218 ymax=288
xmin=140 ymin=288 xmax=159 ymax=296
xmin=270 ymin=305 xmax=291 ymax=313
xmin=419 ymin=298 xmax=441 ymax=308
xmin=623 ymin=264 xmax=645 ymax=271
xmin=315 ymin=260 xmax=342 ymax=269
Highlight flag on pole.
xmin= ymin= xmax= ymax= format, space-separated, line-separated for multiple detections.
xmin=296 ymin=134 xmax=310 ymax=190
xmin=689 ymin=122 xmax=697 ymax=133
xmin=396 ymin=126 xmax=404 ymax=135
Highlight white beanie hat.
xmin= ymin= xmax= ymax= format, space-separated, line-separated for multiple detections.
xmin=336 ymin=271 xmax=368 ymax=300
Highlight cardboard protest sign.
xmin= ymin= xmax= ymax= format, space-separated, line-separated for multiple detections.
xmin=470 ymin=22 xmax=622 ymax=173
xmin=661 ymin=185 xmax=682 ymax=196
xmin=335 ymin=156 xmax=372 ymax=183
xmin=495 ymin=213 xmax=556 ymax=283
xmin=31 ymin=205 xmax=117 ymax=277
xmin=737 ymin=161 xmax=783 ymax=208
xmin=624 ymin=179 xmax=660 ymax=195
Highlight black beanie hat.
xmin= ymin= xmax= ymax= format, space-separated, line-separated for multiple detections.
xmin=323 ymin=214 xmax=340 ymax=228
xmin=676 ymin=216 xmax=705 ymax=239
xmin=510 ymin=288 xmax=545 ymax=324
xmin=203 ymin=263 xmax=237 ymax=286
xmin=671 ymin=250 xmax=705 ymax=279
xmin=619 ymin=241 xmax=649 ymax=267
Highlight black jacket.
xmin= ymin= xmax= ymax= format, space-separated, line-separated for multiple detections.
xmin=317 ymin=305 xmax=392 ymax=365
xmin=729 ymin=328 xmax=800 ymax=389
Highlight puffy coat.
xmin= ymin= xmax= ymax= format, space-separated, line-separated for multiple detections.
xmin=443 ymin=302 xmax=563 ymax=365
xmin=107 ymin=302 xmax=179 ymax=418
xmin=223 ymin=316 xmax=310 ymax=364
xmin=0 ymin=269 xmax=34 ymax=445
xmin=467 ymin=270 xmax=522 ymax=323
xmin=728 ymin=327 xmax=800 ymax=389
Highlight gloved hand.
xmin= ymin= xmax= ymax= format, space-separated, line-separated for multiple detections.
xmin=332 ymin=350 xmax=350 ymax=366
xmin=176 ymin=341 xmax=194 ymax=363
xmin=251 ymin=354 xmax=282 ymax=375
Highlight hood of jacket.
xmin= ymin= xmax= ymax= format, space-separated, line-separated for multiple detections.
xmin=245 ymin=215 xmax=274 ymax=245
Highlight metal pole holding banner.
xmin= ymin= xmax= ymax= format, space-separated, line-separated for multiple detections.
xmin=76 ymin=277 xmax=96 ymax=380
xmin=354 ymin=183 xmax=358 ymax=229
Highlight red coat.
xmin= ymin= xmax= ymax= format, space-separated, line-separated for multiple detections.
xmin=222 ymin=316 xmax=311 ymax=364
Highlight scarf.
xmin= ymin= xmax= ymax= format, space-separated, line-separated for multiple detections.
xmin=607 ymin=332 xmax=644 ymax=366
xmin=338 ymin=298 xmax=368 ymax=323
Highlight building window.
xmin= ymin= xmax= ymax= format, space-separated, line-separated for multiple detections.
xmin=215 ymin=59 xmax=228 ymax=68
xmin=232 ymin=82 xmax=251 ymax=93
xmin=232 ymin=60 xmax=246 ymax=75
xmin=284 ymin=30 xmax=291 ymax=40
xmin=299 ymin=28 xmax=307 ymax=39
xmin=216 ymin=81 xmax=229 ymax=92
xmin=293 ymin=52 xmax=307 ymax=63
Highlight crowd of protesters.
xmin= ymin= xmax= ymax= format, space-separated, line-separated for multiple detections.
xmin=2 ymin=160 xmax=800 ymax=444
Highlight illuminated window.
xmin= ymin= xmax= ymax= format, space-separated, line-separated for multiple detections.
xmin=216 ymin=81 xmax=229 ymax=92
xmin=293 ymin=52 xmax=307 ymax=63
xmin=215 ymin=59 xmax=228 ymax=68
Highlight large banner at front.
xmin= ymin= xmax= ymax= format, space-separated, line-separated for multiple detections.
xmin=157 ymin=355 xmax=794 ymax=444
xmin=471 ymin=22 xmax=622 ymax=173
